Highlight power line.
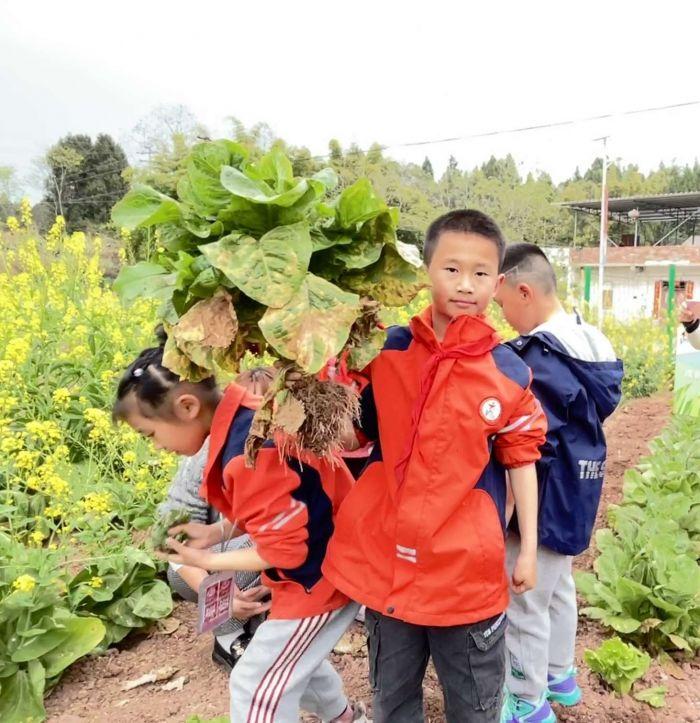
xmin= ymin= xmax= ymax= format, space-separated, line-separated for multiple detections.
xmin=61 ymin=164 xmax=128 ymax=183
xmin=62 ymin=190 xmax=126 ymax=206
xmin=44 ymin=98 xmax=700 ymax=207
xmin=321 ymin=98 xmax=700 ymax=159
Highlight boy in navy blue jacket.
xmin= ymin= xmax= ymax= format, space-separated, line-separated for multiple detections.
xmin=495 ymin=244 xmax=624 ymax=723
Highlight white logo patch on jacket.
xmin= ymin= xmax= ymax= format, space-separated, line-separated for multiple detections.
xmin=479 ymin=397 xmax=502 ymax=423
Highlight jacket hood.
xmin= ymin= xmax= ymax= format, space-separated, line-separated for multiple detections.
xmin=512 ymin=332 xmax=623 ymax=422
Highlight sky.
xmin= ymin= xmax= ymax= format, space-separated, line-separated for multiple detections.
xmin=2 ymin=0 xmax=700 ymax=200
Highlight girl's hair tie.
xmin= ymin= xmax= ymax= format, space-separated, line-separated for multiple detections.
xmin=132 ymin=367 xmax=145 ymax=378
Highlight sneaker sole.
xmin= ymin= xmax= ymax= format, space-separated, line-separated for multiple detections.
xmin=211 ymin=649 xmax=233 ymax=673
xmin=547 ymin=687 xmax=582 ymax=707
xmin=502 ymin=700 xmax=558 ymax=723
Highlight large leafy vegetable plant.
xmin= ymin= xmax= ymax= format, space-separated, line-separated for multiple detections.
xmin=67 ymin=547 xmax=173 ymax=651
xmin=112 ymin=141 xmax=425 ymax=378
xmin=112 ymin=140 xmax=426 ymax=457
xmin=0 ymin=534 xmax=105 ymax=723
xmin=576 ymin=411 xmax=700 ymax=654
xmin=0 ymin=535 xmax=172 ymax=722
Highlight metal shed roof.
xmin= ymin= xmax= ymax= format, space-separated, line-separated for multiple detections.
xmin=560 ymin=191 xmax=700 ymax=222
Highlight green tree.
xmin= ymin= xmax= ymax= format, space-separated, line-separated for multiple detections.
xmin=44 ymin=134 xmax=129 ymax=228
xmin=421 ymin=156 xmax=434 ymax=179
xmin=0 ymin=166 xmax=21 ymax=219
xmin=481 ymin=154 xmax=520 ymax=187
xmin=328 ymin=139 xmax=343 ymax=163
xmin=126 ymin=132 xmax=190 ymax=196
xmin=226 ymin=117 xmax=276 ymax=156
xmin=44 ymin=143 xmax=85 ymax=218
xmin=367 ymin=143 xmax=383 ymax=165
xmin=131 ymin=104 xmax=207 ymax=162
xmin=439 ymin=155 xmax=464 ymax=209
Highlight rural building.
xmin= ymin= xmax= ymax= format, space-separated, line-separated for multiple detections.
xmin=570 ymin=246 xmax=700 ymax=320
xmin=559 ymin=192 xmax=700 ymax=320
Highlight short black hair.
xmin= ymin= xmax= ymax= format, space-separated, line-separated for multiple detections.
xmin=501 ymin=242 xmax=557 ymax=293
xmin=423 ymin=209 xmax=506 ymax=267
xmin=113 ymin=326 xmax=218 ymax=421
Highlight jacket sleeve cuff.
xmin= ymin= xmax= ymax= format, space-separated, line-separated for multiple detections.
xmin=497 ymin=447 xmax=542 ymax=469
xmin=254 ymin=538 xmax=306 ymax=570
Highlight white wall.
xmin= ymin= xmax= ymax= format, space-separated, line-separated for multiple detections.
xmin=581 ymin=266 xmax=700 ymax=320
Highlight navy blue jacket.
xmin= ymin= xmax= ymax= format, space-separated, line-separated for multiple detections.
xmin=507 ymin=331 xmax=624 ymax=556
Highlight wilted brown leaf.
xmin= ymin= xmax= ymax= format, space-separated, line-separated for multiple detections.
xmin=272 ymin=391 xmax=306 ymax=435
xmin=155 ymin=616 xmax=181 ymax=635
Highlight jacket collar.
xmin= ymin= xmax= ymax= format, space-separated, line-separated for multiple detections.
xmin=200 ymin=384 xmax=261 ymax=514
xmin=410 ymin=305 xmax=501 ymax=353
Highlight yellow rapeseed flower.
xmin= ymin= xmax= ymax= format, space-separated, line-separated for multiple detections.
xmin=25 ymin=420 xmax=62 ymax=444
xmin=14 ymin=450 xmax=40 ymax=470
xmin=12 ymin=574 xmax=36 ymax=593
xmin=19 ymin=198 xmax=33 ymax=228
xmin=0 ymin=435 xmax=23 ymax=454
xmin=4 ymin=337 xmax=31 ymax=365
xmin=45 ymin=474 xmax=69 ymax=498
xmin=84 ymin=407 xmax=111 ymax=442
xmin=79 ymin=491 xmax=112 ymax=516
xmin=52 ymin=388 xmax=71 ymax=407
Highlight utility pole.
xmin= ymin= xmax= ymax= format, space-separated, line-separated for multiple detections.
xmin=595 ymin=136 xmax=609 ymax=328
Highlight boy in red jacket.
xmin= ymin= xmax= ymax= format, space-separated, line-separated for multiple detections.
xmin=323 ymin=210 xmax=547 ymax=722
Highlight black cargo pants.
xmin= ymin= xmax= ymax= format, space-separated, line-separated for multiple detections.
xmin=365 ymin=608 xmax=506 ymax=722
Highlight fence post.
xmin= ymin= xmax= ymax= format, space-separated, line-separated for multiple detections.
xmin=668 ymin=263 xmax=676 ymax=354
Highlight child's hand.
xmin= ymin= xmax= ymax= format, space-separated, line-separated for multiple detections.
xmin=168 ymin=521 xmax=218 ymax=549
xmin=163 ymin=536 xmax=214 ymax=569
xmin=231 ymin=585 xmax=272 ymax=620
xmin=679 ymin=302 xmax=697 ymax=324
xmin=511 ymin=551 xmax=537 ymax=594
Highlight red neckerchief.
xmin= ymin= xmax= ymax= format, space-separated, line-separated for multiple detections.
xmin=394 ymin=306 xmax=500 ymax=487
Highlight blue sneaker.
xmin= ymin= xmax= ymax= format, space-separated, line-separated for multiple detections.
xmin=501 ymin=691 xmax=557 ymax=723
xmin=547 ymin=667 xmax=582 ymax=706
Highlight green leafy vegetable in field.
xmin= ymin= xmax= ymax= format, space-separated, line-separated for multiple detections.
xmin=150 ymin=508 xmax=190 ymax=552
xmin=112 ymin=142 xmax=425 ymax=379
xmin=575 ymin=410 xmax=700 ymax=654
xmin=633 ymin=686 xmax=667 ymax=708
xmin=584 ymin=637 xmax=651 ymax=694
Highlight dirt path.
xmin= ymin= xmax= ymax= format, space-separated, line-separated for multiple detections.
xmin=47 ymin=393 xmax=699 ymax=723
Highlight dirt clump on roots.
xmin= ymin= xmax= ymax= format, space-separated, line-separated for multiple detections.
xmin=245 ymin=369 xmax=360 ymax=465
xmin=290 ymin=375 xmax=360 ymax=458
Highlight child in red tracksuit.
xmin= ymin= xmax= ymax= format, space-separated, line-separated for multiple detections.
xmin=323 ymin=210 xmax=548 ymax=723
xmin=113 ymin=341 xmax=368 ymax=723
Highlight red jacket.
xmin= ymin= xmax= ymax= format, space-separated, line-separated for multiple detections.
xmin=323 ymin=307 xmax=547 ymax=626
xmin=201 ymin=384 xmax=351 ymax=619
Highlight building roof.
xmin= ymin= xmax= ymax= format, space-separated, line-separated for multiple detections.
xmin=560 ymin=191 xmax=700 ymax=222
xmin=571 ymin=245 xmax=700 ymax=267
